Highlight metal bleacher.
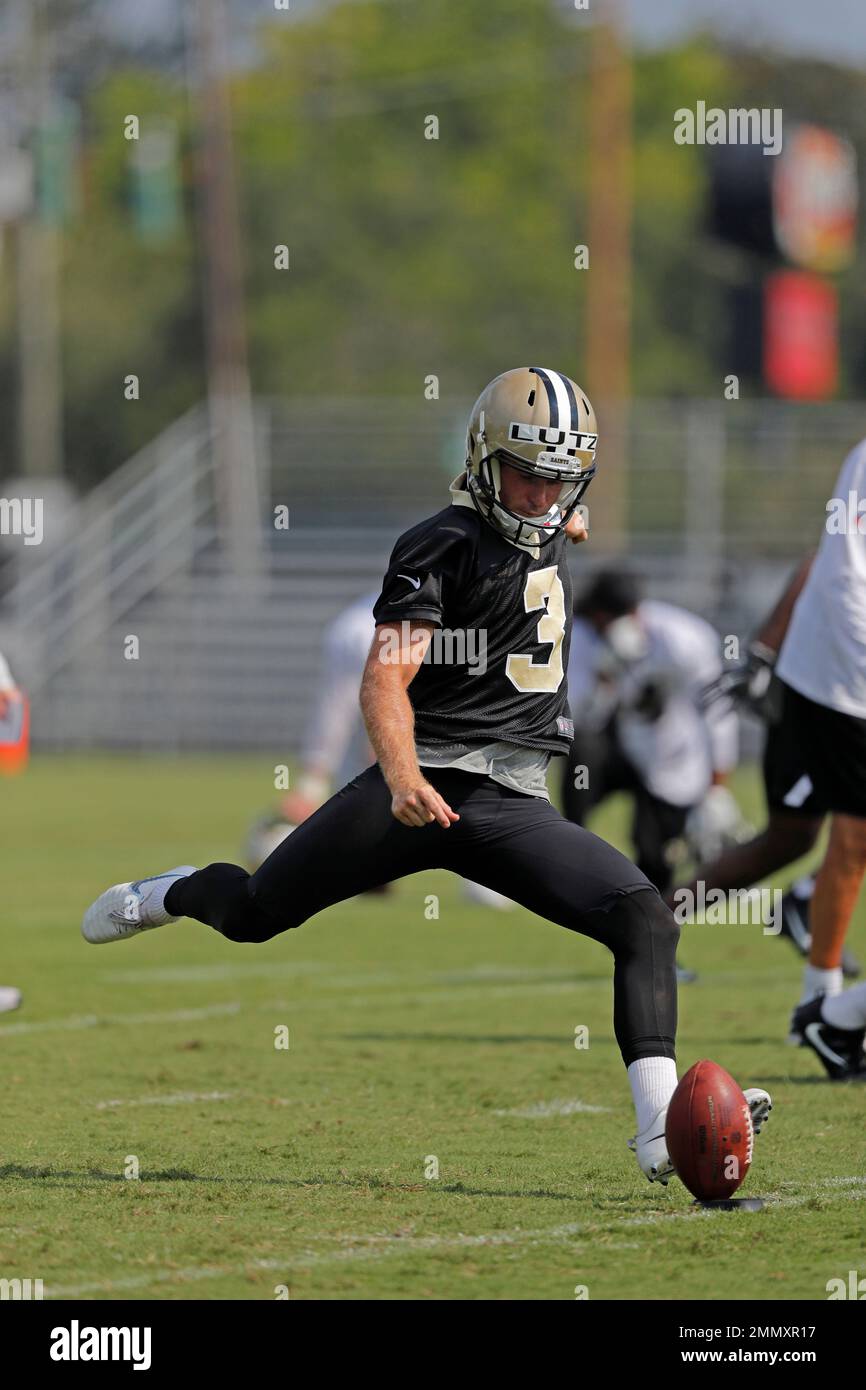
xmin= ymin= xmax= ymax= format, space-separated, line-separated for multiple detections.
xmin=2 ymin=395 xmax=863 ymax=751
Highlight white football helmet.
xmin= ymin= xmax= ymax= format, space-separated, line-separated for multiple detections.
xmin=464 ymin=366 xmax=598 ymax=547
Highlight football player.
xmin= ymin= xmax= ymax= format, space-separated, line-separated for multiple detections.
xmin=674 ymin=437 xmax=866 ymax=1039
xmin=82 ymin=368 xmax=771 ymax=1182
xmin=562 ymin=569 xmax=746 ymax=983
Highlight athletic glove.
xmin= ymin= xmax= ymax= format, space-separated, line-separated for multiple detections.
xmin=699 ymin=641 xmax=781 ymax=721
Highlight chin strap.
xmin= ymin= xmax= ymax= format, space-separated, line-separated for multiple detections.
xmin=467 ymin=462 xmax=569 ymax=550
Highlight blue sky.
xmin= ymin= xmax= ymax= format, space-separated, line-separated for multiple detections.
xmin=103 ymin=0 xmax=866 ymax=67
xmin=624 ymin=0 xmax=866 ymax=64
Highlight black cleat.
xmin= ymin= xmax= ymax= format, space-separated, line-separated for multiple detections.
xmin=779 ymin=885 xmax=812 ymax=956
xmin=779 ymin=881 xmax=862 ymax=979
xmin=792 ymin=994 xmax=866 ymax=1081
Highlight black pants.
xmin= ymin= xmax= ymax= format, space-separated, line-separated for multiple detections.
xmin=562 ymin=725 xmax=690 ymax=895
xmin=168 ymin=764 xmax=678 ymax=1067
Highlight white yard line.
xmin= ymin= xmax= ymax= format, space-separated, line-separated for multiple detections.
xmin=101 ymin=962 xmax=583 ymax=990
xmin=92 ymin=1089 xmax=290 ymax=1110
xmin=94 ymin=1091 xmax=238 ymax=1110
xmin=494 ymin=1099 xmax=612 ymax=1117
xmin=103 ymin=962 xmax=327 ymax=985
xmin=40 ymin=1230 xmax=639 ymax=1298
xmin=0 ymin=980 xmax=600 ymax=1040
xmin=89 ymin=1088 xmax=603 ymax=1117
xmin=0 ymin=1002 xmax=241 ymax=1037
xmin=41 ymin=1177 xmax=866 ymax=1299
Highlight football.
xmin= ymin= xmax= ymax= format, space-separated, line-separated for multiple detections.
xmin=665 ymin=1060 xmax=753 ymax=1202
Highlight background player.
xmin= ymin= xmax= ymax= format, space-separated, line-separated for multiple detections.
xmin=673 ymin=438 xmax=866 ymax=1039
xmin=562 ymin=569 xmax=747 ymax=983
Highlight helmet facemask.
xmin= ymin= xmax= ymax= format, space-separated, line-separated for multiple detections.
xmin=463 ymin=370 xmax=598 ymax=549
xmin=467 ymin=446 xmax=596 ymax=549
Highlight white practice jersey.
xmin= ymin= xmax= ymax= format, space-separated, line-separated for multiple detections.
xmin=776 ymin=439 xmax=866 ymax=719
xmin=304 ymin=591 xmax=379 ymax=787
xmin=567 ymin=600 xmax=738 ymax=808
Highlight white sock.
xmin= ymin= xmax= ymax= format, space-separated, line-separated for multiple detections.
xmin=628 ymin=1056 xmax=678 ymax=1136
xmin=140 ymin=869 xmax=191 ymax=926
xmin=822 ymin=982 xmax=866 ymax=1032
xmin=800 ymin=964 xmax=843 ymax=1003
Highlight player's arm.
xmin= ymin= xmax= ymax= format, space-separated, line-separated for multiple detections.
xmin=753 ymin=553 xmax=814 ymax=654
xmin=700 ymin=556 xmax=815 ymax=714
xmin=737 ymin=552 xmax=814 ymax=706
xmin=359 ymin=621 xmax=460 ymax=829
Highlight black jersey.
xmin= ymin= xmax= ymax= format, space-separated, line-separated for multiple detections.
xmin=372 ymin=496 xmax=574 ymax=753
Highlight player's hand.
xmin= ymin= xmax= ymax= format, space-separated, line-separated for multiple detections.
xmin=280 ymin=792 xmax=320 ymax=824
xmin=564 ymin=508 xmax=589 ymax=544
xmin=700 ymin=641 xmax=779 ymax=719
xmin=391 ymin=782 xmax=460 ymax=828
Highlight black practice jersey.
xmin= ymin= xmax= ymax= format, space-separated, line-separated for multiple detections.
xmin=372 ymin=496 xmax=574 ymax=753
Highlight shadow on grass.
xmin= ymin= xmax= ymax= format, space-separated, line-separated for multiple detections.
xmin=0 ymin=1164 xmax=579 ymax=1200
xmin=738 ymin=1074 xmax=859 ymax=1086
xmin=0 ymin=1164 xmax=227 ymax=1184
xmin=333 ymin=1032 xmax=571 ymax=1045
xmin=678 ymin=1037 xmax=797 ymax=1047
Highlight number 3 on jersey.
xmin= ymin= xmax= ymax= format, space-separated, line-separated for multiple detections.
xmin=505 ymin=565 xmax=566 ymax=693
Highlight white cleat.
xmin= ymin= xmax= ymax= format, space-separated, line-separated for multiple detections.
xmin=629 ymin=1088 xmax=773 ymax=1186
xmin=628 ymin=1105 xmax=675 ymax=1185
xmin=0 ymin=985 xmax=22 ymax=1013
xmin=81 ymin=866 xmax=196 ymax=945
xmin=743 ymin=1087 xmax=773 ymax=1135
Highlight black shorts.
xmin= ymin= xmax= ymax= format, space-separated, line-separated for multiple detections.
xmin=763 ymin=680 xmax=866 ymax=818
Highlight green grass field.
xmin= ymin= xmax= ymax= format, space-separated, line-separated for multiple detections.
xmin=1 ymin=755 xmax=864 ymax=1301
